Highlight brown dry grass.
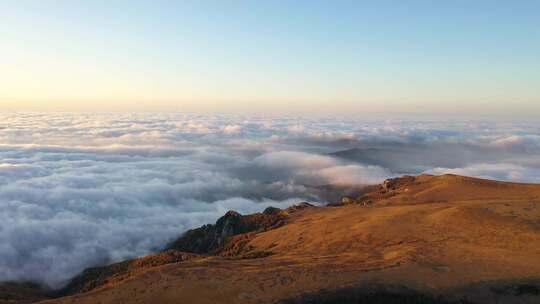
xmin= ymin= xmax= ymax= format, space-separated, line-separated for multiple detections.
xmin=41 ymin=174 xmax=540 ymax=304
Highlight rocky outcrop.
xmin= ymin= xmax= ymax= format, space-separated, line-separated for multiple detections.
xmin=166 ymin=204 xmax=314 ymax=254
xmin=340 ymin=197 xmax=357 ymax=205
xmin=328 ymin=176 xmax=419 ymax=207
xmin=382 ymin=175 xmax=416 ymax=192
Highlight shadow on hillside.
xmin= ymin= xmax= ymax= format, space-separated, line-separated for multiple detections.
xmin=278 ymin=278 xmax=540 ymax=304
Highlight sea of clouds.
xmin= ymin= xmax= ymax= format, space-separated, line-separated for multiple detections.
xmin=1 ymin=112 xmax=539 ymax=287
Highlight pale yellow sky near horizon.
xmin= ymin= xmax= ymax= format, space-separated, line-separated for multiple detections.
xmin=2 ymin=1 xmax=539 ymax=116
xmin=1 ymin=96 xmax=538 ymax=116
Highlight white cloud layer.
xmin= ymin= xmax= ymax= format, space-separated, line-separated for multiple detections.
xmin=0 ymin=112 xmax=539 ymax=287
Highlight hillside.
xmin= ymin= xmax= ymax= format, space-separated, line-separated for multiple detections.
xmin=9 ymin=174 xmax=540 ymax=303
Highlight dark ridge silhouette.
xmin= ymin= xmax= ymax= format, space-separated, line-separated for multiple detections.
xmin=0 ymin=282 xmax=50 ymax=304
xmin=278 ymin=285 xmax=453 ymax=304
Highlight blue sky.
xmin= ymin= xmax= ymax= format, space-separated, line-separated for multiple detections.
xmin=1 ymin=0 xmax=539 ymax=113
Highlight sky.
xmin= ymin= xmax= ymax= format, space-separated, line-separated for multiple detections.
xmin=1 ymin=1 xmax=539 ymax=289
xmin=1 ymin=0 xmax=539 ymax=114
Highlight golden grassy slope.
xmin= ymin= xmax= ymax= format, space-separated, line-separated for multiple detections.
xmin=41 ymin=174 xmax=540 ymax=304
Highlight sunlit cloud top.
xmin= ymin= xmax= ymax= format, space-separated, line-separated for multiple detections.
xmin=1 ymin=112 xmax=540 ymax=286
xmin=1 ymin=0 xmax=539 ymax=114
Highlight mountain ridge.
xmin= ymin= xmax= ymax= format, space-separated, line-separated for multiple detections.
xmin=3 ymin=174 xmax=540 ymax=304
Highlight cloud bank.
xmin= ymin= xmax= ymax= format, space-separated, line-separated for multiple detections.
xmin=0 ymin=112 xmax=539 ymax=287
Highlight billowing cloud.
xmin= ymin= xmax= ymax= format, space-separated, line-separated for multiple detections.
xmin=254 ymin=151 xmax=390 ymax=185
xmin=0 ymin=112 xmax=539 ymax=287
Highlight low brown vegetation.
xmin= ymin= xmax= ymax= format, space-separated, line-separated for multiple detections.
xmin=10 ymin=174 xmax=540 ymax=304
